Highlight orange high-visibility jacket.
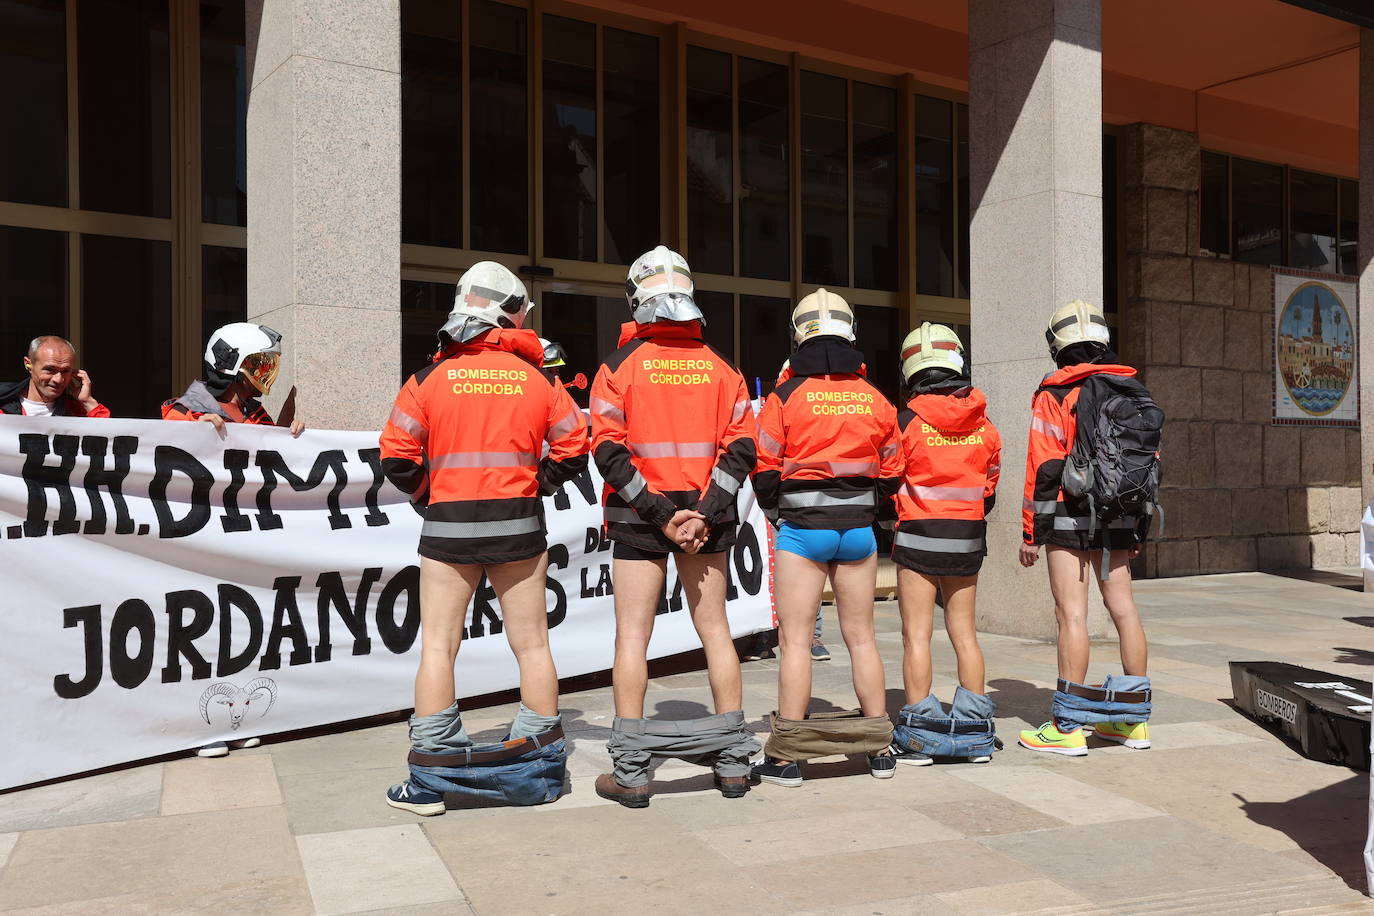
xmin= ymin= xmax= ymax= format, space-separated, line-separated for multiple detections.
xmin=894 ymin=385 xmax=1001 ymax=568
xmin=380 ymin=328 xmax=589 ymax=565
xmin=1023 ymin=361 xmax=1139 ymax=546
xmin=590 ymin=320 xmax=756 ymax=550
xmin=753 ymin=339 xmax=901 ymax=529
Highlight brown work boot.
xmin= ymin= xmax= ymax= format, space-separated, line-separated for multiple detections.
xmin=595 ymin=772 xmax=651 ymax=808
xmin=714 ymin=774 xmax=750 ymax=798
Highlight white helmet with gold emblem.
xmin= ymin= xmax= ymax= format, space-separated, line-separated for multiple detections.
xmin=1045 ymin=299 xmax=1110 ymax=358
xmin=791 ymin=288 xmax=856 ymax=345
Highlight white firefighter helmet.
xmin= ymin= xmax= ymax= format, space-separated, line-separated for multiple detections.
xmin=791 ymin=288 xmax=856 ymax=345
xmin=1045 ymin=299 xmax=1110 ymax=357
xmin=539 ymin=337 xmax=567 ymax=368
xmin=626 ymin=246 xmax=702 ymax=324
xmin=204 ymin=322 xmax=283 ymax=395
xmin=900 ymin=322 xmax=965 ymax=383
xmin=440 ymin=262 xmax=531 ymax=344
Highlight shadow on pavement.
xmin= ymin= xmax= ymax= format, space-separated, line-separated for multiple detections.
xmin=1332 ymin=646 xmax=1374 ymax=666
xmin=1233 ymin=775 xmax=1370 ymax=895
xmin=986 ymin=677 xmax=1057 ymax=723
xmin=1344 ymin=616 xmax=1374 ymax=629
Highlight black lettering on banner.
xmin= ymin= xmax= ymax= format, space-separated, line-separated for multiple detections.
xmin=552 ymin=467 xmax=597 ymax=511
xmin=545 ymin=544 xmax=568 ymax=629
xmin=162 ymin=589 xmax=215 ymax=683
xmin=582 ymin=526 xmax=611 ymax=554
xmin=467 ymin=577 xmax=502 ymax=638
xmin=580 ymin=564 xmax=613 ymax=599
xmin=377 ymin=565 xmax=420 ymax=653
xmin=217 ymin=584 xmax=264 ymax=677
xmin=259 ymin=576 xmax=312 ymax=670
xmin=356 ymin=447 xmax=392 ymax=527
xmin=220 ymin=449 xmax=253 ymax=533
xmin=733 ymin=523 xmax=764 ymax=596
xmin=81 ymin=435 xmax=137 ymax=535
xmin=255 ymin=450 xmax=352 ymax=531
xmin=53 ymin=605 xmax=103 ymax=699
xmin=109 ymin=598 xmax=156 ymax=689
xmin=19 ymin=433 xmax=80 ymax=537
xmin=150 ymin=446 xmax=214 ymax=538
xmin=314 ymin=568 xmax=380 ymax=661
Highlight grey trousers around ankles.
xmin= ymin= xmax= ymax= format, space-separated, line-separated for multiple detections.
xmin=606 ymin=710 xmax=760 ymax=788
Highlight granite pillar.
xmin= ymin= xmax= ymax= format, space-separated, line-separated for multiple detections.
xmin=1360 ymin=29 xmax=1374 ymax=588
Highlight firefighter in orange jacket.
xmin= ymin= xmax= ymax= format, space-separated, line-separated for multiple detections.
xmin=1017 ymin=299 xmax=1152 ymax=758
xmin=591 ymin=245 xmax=759 ymax=808
xmin=379 ymin=262 xmax=589 ymax=815
xmin=750 ymin=289 xmax=903 ymax=788
xmin=889 ymin=322 xmax=1002 ymax=765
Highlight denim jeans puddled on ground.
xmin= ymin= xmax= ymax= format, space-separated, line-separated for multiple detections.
xmin=1052 ymin=674 xmax=1152 ymax=731
xmin=892 ymin=686 xmax=998 ymax=759
xmin=408 ymin=725 xmax=567 ymax=807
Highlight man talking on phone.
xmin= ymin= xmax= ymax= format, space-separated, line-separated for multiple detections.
xmin=0 ymin=335 xmax=110 ymax=417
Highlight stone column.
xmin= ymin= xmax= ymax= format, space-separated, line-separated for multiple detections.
xmin=1360 ymin=29 xmax=1374 ymax=588
xmin=245 ymin=0 xmax=401 ymax=430
xmin=967 ymin=0 xmax=1107 ymax=639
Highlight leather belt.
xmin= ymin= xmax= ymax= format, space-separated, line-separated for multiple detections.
xmin=1057 ymin=679 xmax=1151 ymax=704
xmin=407 ymin=725 xmax=564 ymax=768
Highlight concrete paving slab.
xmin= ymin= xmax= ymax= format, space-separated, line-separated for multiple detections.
xmin=936 ymin=878 xmax=1097 ymax=914
xmin=295 ymin=824 xmax=462 ymax=916
xmin=278 ymin=765 xmax=419 ymax=836
xmin=949 ymin=764 xmax=1164 ymax=825
xmin=0 ymin=764 xmax=163 ymax=833
xmin=701 ymin=806 xmax=963 ymax=865
xmin=266 ymin=720 xmax=410 ymax=778
xmin=0 ymin=832 xmax=16 ymax=870
xmin=159 ymin=754 xmax=283 ymax=816
xmin=915 ymin=791 xmax=1069 ymax=837
xmin=790 ymin=894 xmax=945 ymax=916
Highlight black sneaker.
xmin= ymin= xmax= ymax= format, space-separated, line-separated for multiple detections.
xmin=868 ymin=751 xmax=897 ymax=779
xmin=752 ymin=756 xmax=802 ymax=787
xmin=889 ymin=742 xmax=933 ymax=767
xmin=385 ymin=780 xmax=446 ymax=816
xmin=740 ymin=633 xmax=776 ymax=661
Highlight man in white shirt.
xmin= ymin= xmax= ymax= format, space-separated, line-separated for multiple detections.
xmin=0 ymin=336 xmax=110 ymax=418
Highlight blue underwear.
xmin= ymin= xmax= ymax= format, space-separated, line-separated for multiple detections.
xmin=774 ymin=522 xmax=876 ymax=563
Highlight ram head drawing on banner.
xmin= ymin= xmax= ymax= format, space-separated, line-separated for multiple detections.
xmin=1273 ymin=271 xmax=1359 ymax=427
xmin=199 ymin=678 xmax=278 ymax=731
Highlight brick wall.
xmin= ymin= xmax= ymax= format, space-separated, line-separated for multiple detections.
xmin=1119 ymin=123 xmax=1362 ymax=577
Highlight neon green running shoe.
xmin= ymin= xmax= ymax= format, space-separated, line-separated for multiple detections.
xmin=1017 ymin=721 xmax=1088 ymax=757
xmin=1092 ymin=721 xmax=1151 ymax=749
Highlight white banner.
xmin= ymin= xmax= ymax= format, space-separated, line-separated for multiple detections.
xmin=0 ymin=416 xmax=773 ymax=789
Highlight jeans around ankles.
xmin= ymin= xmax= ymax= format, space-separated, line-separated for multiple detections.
xmin=892 ymin=687 xmax=998 ymax=758
xmin=1051 ymin=674 xmax=1152 ymax=730
xmin=409 ymin=737 xmax=567 ymax=806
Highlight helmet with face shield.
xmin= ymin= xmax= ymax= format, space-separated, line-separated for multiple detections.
xmin=440 ymin=262 xmax=532 ymax=345
xmin=204 ymin=323 xmax=283 ymax=396
xmin=625 ymin=246 xmax=702 ymax=325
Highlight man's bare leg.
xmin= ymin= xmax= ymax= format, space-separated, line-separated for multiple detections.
xmin=487 ymin=553 xmax=558 ymax=716
xmin=610 ymin=556 xmax=668 ymax=718
xmin=676 ymin=551 xmax=741 ymax=714
xmin=415 ymin=557 xmax=483 ymax=717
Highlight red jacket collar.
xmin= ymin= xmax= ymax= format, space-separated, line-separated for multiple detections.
xmin=439 ymin=327 xmax=545 ymax=365
xmin=617 ymin=320 xmax=704 ymax=348
xmin=1042 ymin=362 xmax=1137 ymax=386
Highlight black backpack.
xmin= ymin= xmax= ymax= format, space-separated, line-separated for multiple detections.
xmin=1056 ymin=373 xmax=1164 ymax=577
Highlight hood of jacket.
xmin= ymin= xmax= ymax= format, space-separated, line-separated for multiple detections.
xmin=171 ymin=379 xmax=265 ymax=421
xmin=441 ymin=327 xmax=546 ymax=367
xmin=908 ymin=385 xmax=988 ymax=434
xmin=789 ymin=337 xmax=866 ymax=377
xmin=616 ymin=319 xmax=704 ymax=348
xmin=1041 ymin=362 xmax=1137 ymax=387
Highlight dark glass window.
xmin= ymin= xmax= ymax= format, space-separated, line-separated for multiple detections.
xmin=1103 ymin=132 xmax=1117 ymax=313
xmin=956 ymin=103 xmax=969 ymax=298
xmin=738 ymin=295 xmax=790 ymax=397
xmin=738 ymin=58 xmax=788 ymax=281
xmin=685 ymin=46 xmax=732 ymax=275
xmin=469 ymin=0 xmax=527 ymax=254
xmin=1232 ymin=158 xmax=1283 ymax=266
xmin=0 ymin=0 xmax=66 ymax=206
xmin=853 ymin=83 xmax=896 ymax=291
xmin=400 ymin=0 xmax=461 ymax=247
xmin=201 ymin=245 xmax=245 ymax=343
xmin=915 ymin=95 xmax=953 ymax=297
xmin=1339 ymin=178 xmax=1358 ymax=276
xmin=1288 ymin=169 xmax=1337 ymax=273
xmin=855 ymin=304 xmax=899 ymax=404
xmin=603 ymin=28 xmax=658 ymax=265
xmin=800 ymin=71 xmax=847 ymax=287
xmin=542 ymin=15 xmax=596 ymax=261
xmin=400 ymin=279 xmax=454 ymax=378
xmin=81 ymin=235 xmax=170 ymax=418
xmin=1199 ymin=151 xmax=1229 ymax=255
xmin=694 ymin=289 xmax=735 ymax=367
xmin=77 ymin=0 xmax=170 ymax=218
xmin=0 ymin=227 xmax=66 ymax=368
xmin=540 ymin=292 xmax=622 ymax=407
xmin=201 ymin=0 xmax=246 ymax=226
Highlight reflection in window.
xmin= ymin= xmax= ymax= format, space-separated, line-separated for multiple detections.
xmin=694 ymin=289 xmax=735 ymax=368
xmin=739 ymin=295 xmax=791 ymax=397
xmin=201 ymin=246 xmax=246 ymax=342
xmin=1199 ymin=151 xmax=1229 ymax=256
xmin=0 ymin=227 xmax=66 ymax=368
xmin=915 ymin=96 xmax=953 ymax=297
xmin=400 ymin=279 xmax=454 ymax=378
xmin=0 ymin=0 xmax=66 ymax=207
xmin=603 ymin=28 xmax=659 ymax=265
xmin=469 ymin=0 xmax=527 ymax=254
xmin=201 ymin=0 xmax=246 ymax=227
xmin=78 ymin=0 xmax=171 ymax=218
xmin=1231 ymin=157 xmax=1282 ymax=266
xmin=81 ymin=235 xmax=170 ymax=419
xmin=686 ymin=47 xmax=732 ymax=275
xmin=540 ymin=292 xmax=623 ymax=407
xmin=401 ymin=0 xmax=461 ymax=248
xmin=855 ymin=305 xmax=899 ymax=404
xmin=739 ymin=58 xmax=788 ymax=281
xmin=853 ymin=83 xmax=896 ymax=291
xmin=1103 ymin=133 xmax=1117 ymax=313
xmin=1288 ymin=169 xmax=1337 ymax=273
xmin=542 ymin=15 xmax=596 ymax=261
xmin=1339 ymin=179 xmax=1358 ymax=276
xmin=800 ymin=71 xmax=847 ymax=287
xmin=956 ymin=103 xmax=969 ymax=298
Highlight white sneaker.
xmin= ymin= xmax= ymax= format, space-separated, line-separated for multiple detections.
xmin=196 ymin=742 xmax=229 ymax=758
xmin=230 ymin=737 xmax=261 ymax=749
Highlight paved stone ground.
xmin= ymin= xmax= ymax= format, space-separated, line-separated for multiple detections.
xmin=2 ymin=571 xmax=1373 ymax=915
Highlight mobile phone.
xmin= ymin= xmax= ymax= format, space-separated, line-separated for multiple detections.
xmin=67 ymin=374 xmax=82 ymax=398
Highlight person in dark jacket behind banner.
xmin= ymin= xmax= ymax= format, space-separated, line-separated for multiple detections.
xmin=0 ymin=335 xmax=110 ymax=418
xmin=162 ymin=322 xmax=304 ymax=437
